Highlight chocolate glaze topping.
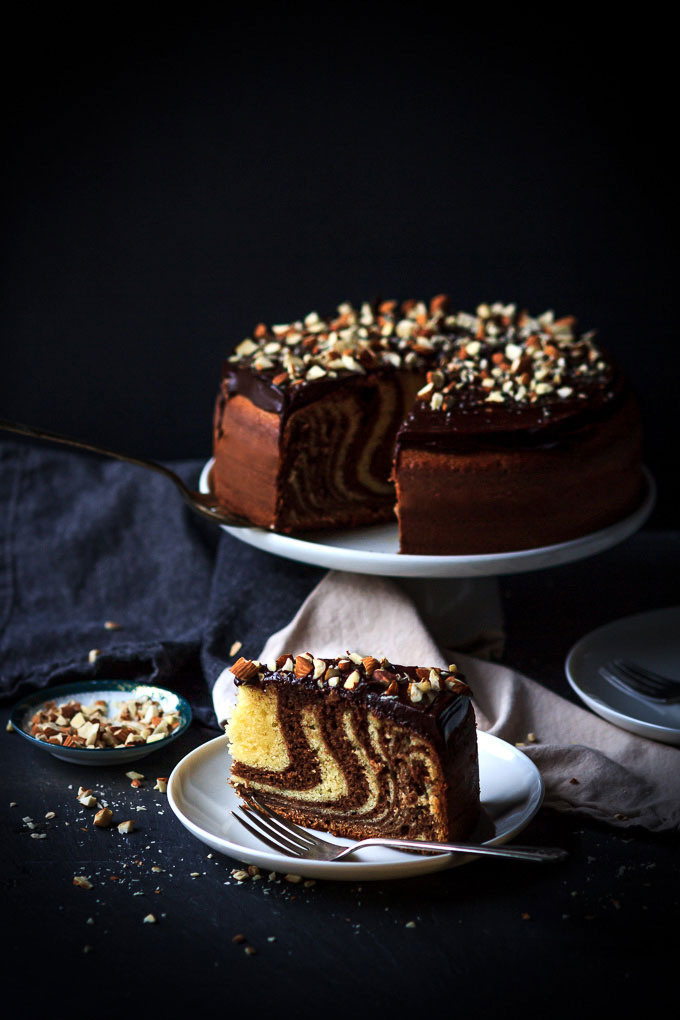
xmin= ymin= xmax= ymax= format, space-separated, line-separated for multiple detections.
xmin=221 ymin=298 xmax=626 ymax=449
xmin=230 ymin=653 xmax=472 ymax=747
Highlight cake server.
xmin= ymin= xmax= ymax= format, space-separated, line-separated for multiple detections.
xmin=0 ymin=417 xmax=251 ymax=527
xmin=231 ymin=800 xmax=568 ymax=864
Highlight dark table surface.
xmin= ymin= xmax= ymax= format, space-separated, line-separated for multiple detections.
xmin=2 ymin=521 xmax=678 ymax=1017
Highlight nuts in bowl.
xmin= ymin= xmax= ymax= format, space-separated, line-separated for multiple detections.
xmin=10 ymin=681 xmax=192 ymax=764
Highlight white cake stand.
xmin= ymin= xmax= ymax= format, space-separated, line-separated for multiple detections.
xmin=199 ymin=460 xmax=655 ymax=652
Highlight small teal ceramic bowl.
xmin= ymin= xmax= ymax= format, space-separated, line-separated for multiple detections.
xmin=10 ymin=680 xmax=192 ymax=765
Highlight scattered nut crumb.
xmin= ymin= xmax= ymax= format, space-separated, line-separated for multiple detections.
xmin=104 ymin=620 xmax=122 ymax=630
xmin=284 ymin=874 xmax=302 ymax=884
xmin=154 ymin=778 xmax=168 ymax=793
xmin=405 ymin=921 xmax=416 ymax=928
xmin=232 ymin=933 xmax=247 ymax=943
xmin=6 ymin=720 xmax=14 ymax=732
xmin=73 ymin=876 xmax=93 ymax=889
xmin=117 ymin=820 xmax=135 ymax=834
xmin=229 ymin=640 xmax=243 ymax=657
xmin=94 ymin=808 xmax=113 ymax=828
xmin=244 ymin=946 xmax=256 ymax=955
xmin=143 ymin=913 xmax=157 ymax=924
xmin=88 ymin=649 xmax=101 ymax=663
xmin=44 ymin=811 xmax=56 ymax=820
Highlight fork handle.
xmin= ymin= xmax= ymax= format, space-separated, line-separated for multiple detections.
xmin=337 ymin=838 xmax=568 ymax=863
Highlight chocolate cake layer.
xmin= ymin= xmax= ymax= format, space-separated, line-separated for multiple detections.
xmin=226 ymin=653 xmax=480 ymax=842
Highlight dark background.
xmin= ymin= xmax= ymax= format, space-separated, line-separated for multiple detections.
xmin=2 ymin=11 xmax=677 ymax=523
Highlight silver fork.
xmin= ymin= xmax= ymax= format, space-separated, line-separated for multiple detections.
xmin=0 ymin=416 xmax=251 ymax=528
xmin=231 ymin=798 xmax=568 ymax=863
xmin=598 ymin=659 xmax=680 ymax=704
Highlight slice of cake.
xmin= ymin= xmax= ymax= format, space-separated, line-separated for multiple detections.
xmin=225 ymin=652 xmax=480 ymax=843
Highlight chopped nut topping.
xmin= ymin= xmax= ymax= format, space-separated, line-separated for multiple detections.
xmin=226 ymin=298 xmax=612 ymax=414
xmin=294 ymin=654 xmax=314 ymax=678
xmin=230 ymin=657 xmax=261 ymax=682
xmin=232 ymin=654 xmax=469 ymax=705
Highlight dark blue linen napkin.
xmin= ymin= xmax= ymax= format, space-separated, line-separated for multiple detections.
xmin=0 ymin=440 xmax=324 ymax=728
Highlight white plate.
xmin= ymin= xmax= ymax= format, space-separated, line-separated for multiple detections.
xmin=199 ymin=460 xmax=655 ymax=578
xmin=566 ymin=606 xmax=680 ymax=746
xmin=167 ymin=730 xmax=544 ymax=881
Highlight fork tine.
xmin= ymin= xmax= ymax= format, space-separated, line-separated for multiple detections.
xmin=605 ymin=667 xmax=662 ymax=696
xmin=599 ymin=663 xmax=678 ymax=703
xmin=613 ymin=659 xmax=676 ymax=691
xmin=598 ymin=665 xmax=650 ymax=698
xmin=243 ymin=802 xmax=317 ymax=851
xmin=231 ymin=808 xmax=304 ymax=856
xmin=251 ymin=797 xmax=340 ymax=850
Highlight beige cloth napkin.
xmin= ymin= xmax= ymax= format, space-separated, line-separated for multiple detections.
xmin=213 ymin=570 xmax=680 ymax=832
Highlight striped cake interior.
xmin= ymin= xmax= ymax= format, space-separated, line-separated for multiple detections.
xmin=276 ymin=373 xmax=423 ymax=531
xmin=227 ymin=683 xmax=450 ymax=841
